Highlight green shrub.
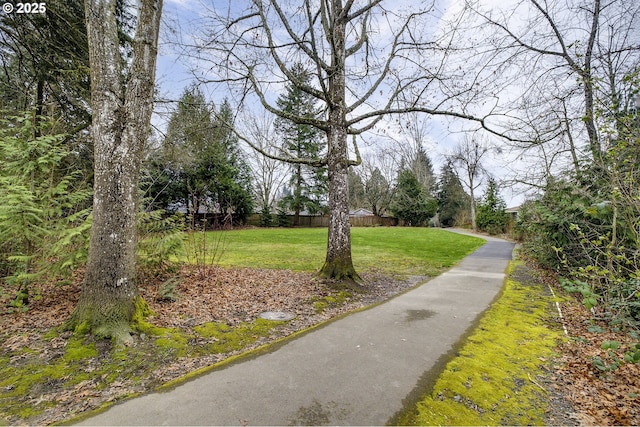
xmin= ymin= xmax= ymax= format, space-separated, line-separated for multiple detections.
xmin=275 ymin=208 xmax=292 ymax=227
xmin=516 ymin=136 xmax=640 ymax=327
xmin=0 ymin=113 xmax=92 ymax=305
xmin=259 ymin=205 xmax=274 ymax=227
xmin=475 ymin=178 xmax=508 ymax=235
xmin=137 ymin=209 xmax=185 ymax=271
xmin=390 ymin=169 xmax=437 ymax=226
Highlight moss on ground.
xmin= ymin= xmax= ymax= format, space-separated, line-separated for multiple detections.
xmin=194 ymin=318 xmax=283 ymax=353
xmin=396 ymin=260 xmax=566 ymax=426
xmin=63 ymin=336 xmax=99 ymax=361
xmin=313 ymin=290 xmax=353 ymax=313
xmin=0 ymin=313 xmax=288 ymax=425
xmin=0 ymin=333 xmax=100 ymax=421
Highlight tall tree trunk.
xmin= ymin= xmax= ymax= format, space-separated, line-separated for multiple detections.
xmin=319 ymin=0 xmax=360 ymax=282
xmin=468 ymin=173 xmax=477 ymax=231
xmin=470 ymin=193 xmax=477 ymax=231
xmin=320 ymin=125 xmax=360 ymax=282
xmin=68 ymin=0 xmax=163 ymax=342
xmin=294 ymin=164 xmax=301 ymax=226
xmin=583 ymin=0 xmax=601 ymax=160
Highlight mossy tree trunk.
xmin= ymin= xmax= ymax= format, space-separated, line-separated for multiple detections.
xmin=67 ymin=0 xmax=163 ymax=342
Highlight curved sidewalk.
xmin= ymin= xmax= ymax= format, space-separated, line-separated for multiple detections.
xmin=78 ymin=231 xmax=514 ymax=426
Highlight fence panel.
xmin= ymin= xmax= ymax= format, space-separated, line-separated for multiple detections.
xmin=245 ymin=213 xmax=397 ymax=227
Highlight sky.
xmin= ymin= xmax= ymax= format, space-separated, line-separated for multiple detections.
xmin=151 ymin=0 xmax=541 ymax=208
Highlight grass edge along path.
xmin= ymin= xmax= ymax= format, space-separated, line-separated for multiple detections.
xmin=395 ymin=259 xmax=567 ymax=426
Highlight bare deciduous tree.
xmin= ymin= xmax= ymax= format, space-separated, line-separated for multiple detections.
xmin=465 ymin=0 xmax=640 ymax=173
xmin=244 ymin=113 xmax=288 ymax=211
xmin=194 ymin=0 xmax=510 ymax=282
xmin=447 ymin=134 xmax=490 ymax=231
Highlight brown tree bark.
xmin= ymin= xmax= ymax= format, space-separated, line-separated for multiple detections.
xmin=67 ymin=0 xmax=163 ymax=342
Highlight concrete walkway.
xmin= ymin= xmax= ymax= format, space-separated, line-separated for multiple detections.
xmin=77 ymin=231 xmax=514 ymax=426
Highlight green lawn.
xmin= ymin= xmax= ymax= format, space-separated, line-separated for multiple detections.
xmin=185 ymin=227 xmax=484 ymax=277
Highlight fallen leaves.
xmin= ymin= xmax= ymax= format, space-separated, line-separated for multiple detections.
xmin=552 ymin=293 xmax=640 ymax=425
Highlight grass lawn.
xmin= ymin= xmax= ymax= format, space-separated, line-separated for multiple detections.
xmin=185 ymin=227 xmax=485 ymax=277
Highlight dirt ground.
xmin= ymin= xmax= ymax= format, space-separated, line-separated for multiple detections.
xmin=1 ymin=263 xmax=639 ymax=425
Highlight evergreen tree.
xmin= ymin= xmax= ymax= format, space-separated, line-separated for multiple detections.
xmin=437 ymin=161 xmax=470 ymax=227
xmin=142 ymin=87 xmax=253 ymax=226
xmin=476 ymin=178 xmax=508 ymax=235
xmin=274 ymin=63 xmax=327 ymax=223
xmin=155 ymin=84 xmax=214 ymax=218
xmin=0 ymin=0 xmax=89 ymax=120
xmin=1 ymin=0 xmax=139 ymax=182
xmin=390 ymin=169 xmax=437 ymax=226
xmin=209 ymin=99 xmax=254 ymax=223
xmin=0 ymin=115 xmax=91 ymax=307
xmin=410 ymin=146 xmax=437 ymax=195
xmin=364 ymin=168 xmax=393 ymax=217
xmin=348 ymin=168 xmax=366 ymax=210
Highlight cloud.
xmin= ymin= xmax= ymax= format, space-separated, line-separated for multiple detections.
xmin=166 ymin=0 xmax=189 ymax=7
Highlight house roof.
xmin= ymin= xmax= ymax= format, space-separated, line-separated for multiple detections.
xmin=349 ymin=208 xmax=374 ymax=217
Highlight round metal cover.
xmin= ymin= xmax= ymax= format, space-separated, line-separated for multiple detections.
xmin=259 ymin=311 xmax=296 ymax=321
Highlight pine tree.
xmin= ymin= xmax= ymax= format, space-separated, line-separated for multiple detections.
xmin=161 ymin=84 xmax=214 ymax=220
xmin=437 ymin=161 xmax=470 ymax=227
xmin=0 ymin=0 xmax=136 ymax=177
xmin=274 ymin=63 xmax=327 ymax=224
xmin=476 ymin=178 xmax=508 ymax=235
xmin=209 ymin=99 xmax=254 ymax=224
xmin=142 ymin=88 xmax=253 ymax=226
xmin=411 ymin=146 xmax=437 ymax=195
xmin=390 ymin=169 xmax=437 ymax=226
xmin=0 ymin=0 xmax=89 ymax=121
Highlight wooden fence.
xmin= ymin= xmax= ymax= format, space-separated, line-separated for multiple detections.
xmin=246 ymin=214 xmax=397 ymax=227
